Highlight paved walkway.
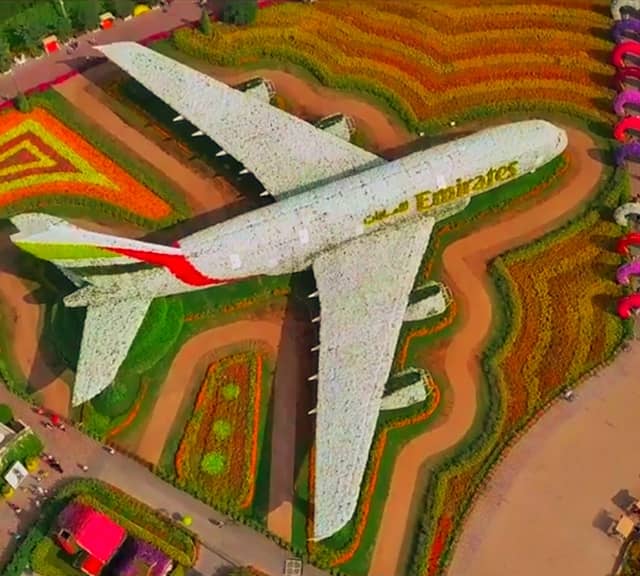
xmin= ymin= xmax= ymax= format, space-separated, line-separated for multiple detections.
xmin=0 ymin=0 xmax=226 ymax=103
xmin=0 ymin=384 xmax=325 ymax=576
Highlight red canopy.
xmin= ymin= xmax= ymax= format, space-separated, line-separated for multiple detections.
xmin=50 ymin=414 xmax=61 ymax=425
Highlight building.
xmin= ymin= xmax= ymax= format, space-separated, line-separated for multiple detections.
xmin=56 ymin=502 xmax=127 ymax=576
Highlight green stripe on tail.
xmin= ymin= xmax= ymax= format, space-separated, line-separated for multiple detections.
xmin=14 ymin=242 xmax=122 ymax=261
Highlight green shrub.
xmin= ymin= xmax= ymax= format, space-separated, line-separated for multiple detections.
xmin=0 ymin=37 xmax=10 ymax=73
xmin=212 ymin=419 xmax=232 ymax=439
xmin=72 ymin=0 xmax=101 ymax=31
xmin=200 ymin=452 xmax=226 ymax=475
xmin=108 ymin=0 xmax=135 ymax=18
xmin=119 ymin=299 xmax=184 ymax=375
xmin=14 ymin=92 xmax=31 ymax=113
xmin=199 ymin=7 xmax=212 ymax=36
xmin=0 ymin=432 xmax=43 ymax=476
xmin=0 ymin=403 xmax=13 ymax=424
xmin=220 ymin=0 xmax=258 ymax=25
xmin=221 ymin=383 xmax=240 ymax=400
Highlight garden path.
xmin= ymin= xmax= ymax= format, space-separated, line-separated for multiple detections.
xmin=0 ymin=383 xmax=330 ymax=576
xmin=189 ymin=66 xmax=411 ymax=155
xmin=55 ymin=74 xmax=240 ymax=216
xmin=133 ymin=309 xmax=313 ymax=544
xmin=0 ymin=0 xmax=229 ymax=104
xmin=448 ymin=341 xmax=640 ymax=576
xmin=370 ymin=128 xmax=604 ymax=576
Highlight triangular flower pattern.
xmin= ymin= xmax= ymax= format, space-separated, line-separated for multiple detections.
xmin=0 ymin=109 xmax=172 ymax=220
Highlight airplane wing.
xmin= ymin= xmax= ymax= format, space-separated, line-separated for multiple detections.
xmin=311 ymin=216 xmax=436 ymax=540
xmin=72 ymin=297 xmax=152 ymax=405
xmin=96 ymin=42 xmax=384 ymax=199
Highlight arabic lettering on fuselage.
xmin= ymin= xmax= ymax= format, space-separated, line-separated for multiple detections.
xmin=363 ymin=161 xmax=520 ymax=226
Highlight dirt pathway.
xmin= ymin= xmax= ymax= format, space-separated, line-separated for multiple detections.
xmin=0 ymin=239 xmax=71 ymax=417
xmin=448 ymin=341 xmax=640 ymax=576
xmin=180 ymin=65 xmax=411 ymax=155
xmin=136 ymin=317 xmax=286 ymax=465
xmin=55 ymin=75 xmax=240 ymax=216
xmin=369 ymin=128 xmax=603 ymax=576
xmin=134 ymin=310 xmax=309 ymax=543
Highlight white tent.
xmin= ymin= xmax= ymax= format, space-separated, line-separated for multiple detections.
xmin=4 ymin=461 xmax=28 ymax=489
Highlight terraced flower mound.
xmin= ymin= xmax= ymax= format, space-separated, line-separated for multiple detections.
xmin=172 ymin=0 xmax=614 ymax=129
xmin=0 ymin=108 xmax=173 ymax=220
xmin=424 ymin=212 xmax=626 ymax=574
xmin=175 ymin=352 xmax=263 ymax=511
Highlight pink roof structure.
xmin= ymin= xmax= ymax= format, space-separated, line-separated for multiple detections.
xmin=58 ymin=502 xmax=127 ymax=564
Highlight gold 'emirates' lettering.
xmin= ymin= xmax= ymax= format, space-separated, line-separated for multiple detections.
xmin=414 ymin=161 xmax=519 ymax=213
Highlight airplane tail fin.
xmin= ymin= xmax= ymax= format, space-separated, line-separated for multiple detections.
xmin=9 ymin=215 xmax=162 ymax=406
xmin=10 ymin=213 xmax=182 ymax=271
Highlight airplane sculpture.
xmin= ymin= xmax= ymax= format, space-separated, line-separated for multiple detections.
xmin=9 ymin=42 xmax=568 ymax=540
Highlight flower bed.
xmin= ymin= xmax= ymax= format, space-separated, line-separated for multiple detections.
xmin=0 ymin=108 xmax=173 ymax=222
xmin=175 ymin=352 xmax=263 ymax=512
xmin=171 ymin=0 xmax=614 ymax=131
xmin=409 ymin=174 xmax=631 ymax=576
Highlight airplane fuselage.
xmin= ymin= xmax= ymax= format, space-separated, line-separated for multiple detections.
xmin=65 ymin=120 xmax=567 ymax=306
xmin=183 ymin=120 xmax=565 ymax=279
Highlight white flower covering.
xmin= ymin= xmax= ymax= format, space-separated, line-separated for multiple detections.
xmin=380 ymin=380 xmax=427 ymax=411
xmin=96 ymin=42 xmax=383 ymax=197
xmin=404 ymin=282 xmax=449 ymax=322
xmin=72 ymin=298 xmax=151 ymax=405
xmin=242 ymin=82 xmax=272 ymax=104
xmin=312 ymin=216 xmax=435 ymax=540
xmin=614 ymin=202 xmax=640 ymax=226
xmin=319 ymin=117 xmax=352 ymax=142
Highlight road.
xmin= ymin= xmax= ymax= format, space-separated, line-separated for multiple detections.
xmin=0 ymin=0 xmax=279 ymax=105
xmin=0 ymin=385 xmax=326 ymax=576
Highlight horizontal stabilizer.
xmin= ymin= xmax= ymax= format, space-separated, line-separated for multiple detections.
xmin=72 ymin=297 xmax=152 ymax=406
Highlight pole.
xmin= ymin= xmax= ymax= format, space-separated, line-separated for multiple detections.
xmin=56 ymin=0 xmax=69 ymax=20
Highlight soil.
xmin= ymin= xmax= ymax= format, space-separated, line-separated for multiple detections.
xmin=369 ymin=128 xmax=605 ymax=575
xmin=448 ymin=341 xmax=640 ymax=576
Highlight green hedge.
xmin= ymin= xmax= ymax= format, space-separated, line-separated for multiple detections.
xmin=0 ymin=431 xmax=43 ymax=476
xmin=1 ymin=478 xmax=197 ymax=576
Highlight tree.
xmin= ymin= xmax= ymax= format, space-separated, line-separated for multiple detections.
xmin=199 ymin=7 xmax=212 ymax=35
xmin=109 ymin=0 xmax=136 ymax=18
xmin=74 ymin=0 xmax=101 ymax=31
xmin=14 ymin=92 xmax=32 ymax=113
xmin=220 ymin=0 xmax=258 ymax=25
xmin=0 ymin=404 xmax=12 ymax=424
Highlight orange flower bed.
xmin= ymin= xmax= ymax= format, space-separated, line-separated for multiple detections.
xmin=0 ymin=108 xmax=172 ymax=220
xmin=175 ymin=352 xmax=263 ymax=511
